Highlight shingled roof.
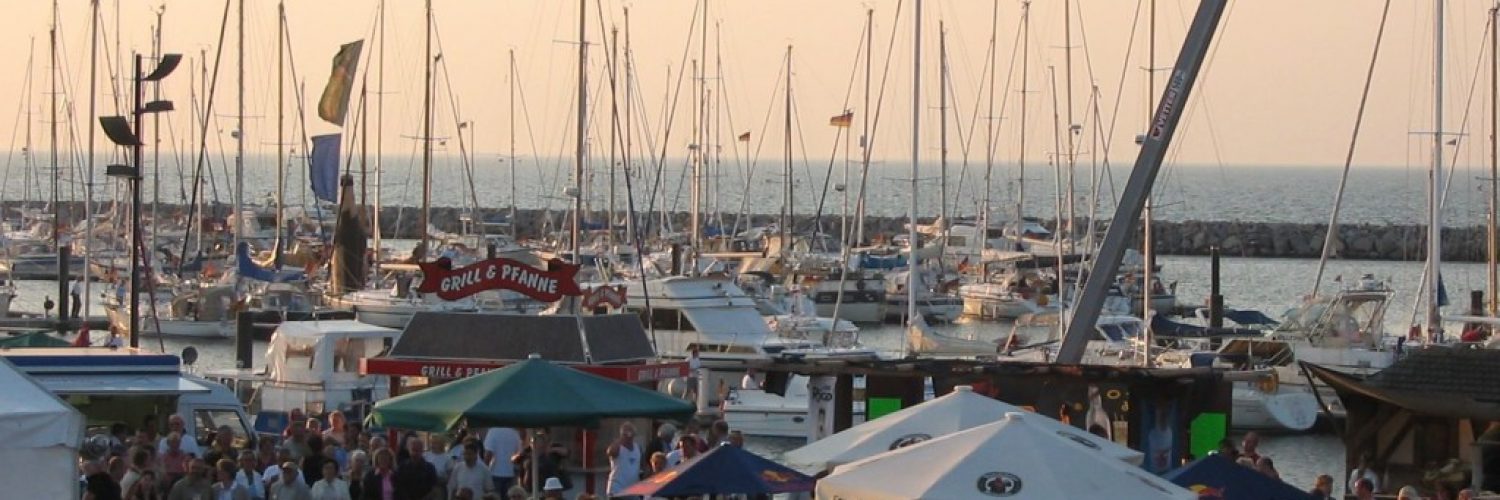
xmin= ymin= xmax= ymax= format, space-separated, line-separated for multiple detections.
xmin=1305 ymin=346 xmax=1500 ymax=419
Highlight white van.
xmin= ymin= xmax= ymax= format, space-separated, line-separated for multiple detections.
xmin=1 ymin=347 xmax=254 ymax=449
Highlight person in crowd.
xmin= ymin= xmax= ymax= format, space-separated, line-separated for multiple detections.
xmin=122 ymin=448 xmax=151 ymax=493
xmin=727 ymin=431 xmax=745 ymax=448
xmin=664 ymin=435 xmax=698 ymax=468
xmin=1215 ymin=438 xmax=1239 ymax=462
xmin=368 ymin=436 xmax=388 ymax=453
xmin=235 ymin=451 xmax=266 ymax=500
xmin=159 ymin=416 xmax=203 ymax=458
xmin=83 ymin=459 xmax=123 ymax=500
xmin=284 ymin=425 xmax=312 ymax=462
xmin=124 ymin=469 xmax=163 ymax=500
xmin=345 ymin=451 xmax=368 ymax=500
xmin=269 ymin=461 xmax=313 ymax=500
xmin=504 ymin=486 xmax=528 ymax=500
xmin=606 ymin=422 xmax=642 ymax=499
xmin=1459 ymin=488 xmax=1476 ymax=500
xmin=740 ymin=369 xmax=761 ymax=390
xmin=423 ymin=433 xmax=452 ymax=489
xmin=1352 ymin=478 xmax=1376 ymax=500
xmin=212 ymin=459 xmax=251 ymax=500
xmin=1255 ymin=457 xmax=1280 ymax=480
xmin=709 ymin=420 xmax=730 ymax=448
xmin=161 ymin=433 xmax=192 ymax=487
xmin=394 ymin=437 xmax=438 ymax=499
xmin=204 ymin=425 xmax=241 ymax=466
xmin=647 ymin=452 xmax=668 ymax=476
xmin=262 ymin=448 xmax=305 ymax=489
xmin=257 ymin=440 xmax=280 ymax=472
xmin=542 ymin=478 xmax=566 ymax=499
xmin=1240 ymin=432 xmax=1263 ymax=463
xmin=359 ymin=448 xmax=397 ymax=500
xmin=448 ymin=440 xmax=492 ymax=499
xmin=322 ymin=412 xmax=349 ymax=446
xmin=310 ymin=461 xmax=351 ymax=500
xmin=302 ymin=436 xmax=330 ymax=486
xmin=141 ymin=415 xmax=161 ymax=445
xmin=305 ymin=418 xmax=324 ymax=439
xmin=1396 ymin=485 xmax=1421 ymax=500
xmin=513 ymin=431 xmax=570 ymax=494
xmin=1348 ymin=454 xmax=1381 ymax=495
xmin=643 ymin=424 xmax=675 ymax=459
xmin=168 ymin=459 xmax=214 ymax=500
xmin=1308 ymin=474 xmax=1334 ymax=499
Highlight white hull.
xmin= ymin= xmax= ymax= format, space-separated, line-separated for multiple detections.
xmin=107 ymin=307 xmax=233 ymax=339
xmin=723 ymin=379 xmax=867 ymax=438
xmin=814 ymin=301 xmax=886 ymax=324
xmin=1231 ymin=384 xmax=1320 ymax=432
xmin=886 ymin=296 xmax=963 ymax=323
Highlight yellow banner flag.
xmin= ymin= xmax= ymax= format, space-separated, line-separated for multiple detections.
xmin=318 ymin=40 xmax=364 ymax=126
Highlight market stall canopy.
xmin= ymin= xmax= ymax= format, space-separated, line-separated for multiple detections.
xmin=787 ymin=385 xmax=1142 ymax=469
xmin=367 ymin=355 xmax=694 ymax=431
xmin=817 ymin=412 xmax=1191 ymax=500
xmin=0 ymin=357 xmax=85 ymax=498
xmin=618 ymin=444 xmax=814 ymax=497
xmin=1164 ymin=454 xmax=1315 ymax=500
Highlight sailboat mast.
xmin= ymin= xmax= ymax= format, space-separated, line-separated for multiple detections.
xmin=84 ymin=0 xmax=99 ymax=319
xmin=573 ymin=0 xmax=587 ymax=263
xmin=982 ymin=1 xmax=997 ymax=258
xmin=151 ymin=9 xmax=164 ymax=272
xmin=277 ymin=1 xmax=286 ymax=249
xmin=858 ymin=9 xmax=872 ymax=246
xmin=1490 ymin=3 xmax=1498 ymax=317
xmin=1428 ymin=0 xmax=1445 ymax=340
xmin=49 ymin=1 xmax=58 ymax=263
xmin=609 ymin=27 xmax=619 ymax=248
xmin=1017 ymin=1 xmax=1030 ymax=224
xmin=782 ymin=45 xmax=792 ymax=255
xmin=691 ymin=58 xmax=701 ymax=254
xmin=624 ymin=8 xmax=634 ymax=245
xmin=373 ymin=0 xmax=385 ymax=273
xmin=1143 ymin=0 xmax=1156 ymax=366
xmin=420 ymin=0 xmax=433 ymax=257
xmin=939 ymin=23 xmax=948 ymax=229
xmin=509 ymin=49 xmax=518 ymax=240
xmin=235 ymin=0 xmax=245 ymax=248
xmin=907 ymin=0 xmax=922 ymax=328
xmin=1064 ymin=0 xmax=1077 ymax=245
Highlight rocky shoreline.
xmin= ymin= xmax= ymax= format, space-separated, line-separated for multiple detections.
xmin=24 ymin=201 xmax=1492 ymax=262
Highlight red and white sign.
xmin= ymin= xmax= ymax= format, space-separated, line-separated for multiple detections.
xmin=361 ymin=358 xmax=689 ymax=383
xmin=581 ymin=285 xmax=628 ymax=310
xmin=415 ymin=257 xmax=582 ymax=302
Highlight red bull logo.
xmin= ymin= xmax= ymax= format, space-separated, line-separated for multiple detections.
xmin=761 ymin=470 xmax=796 ymax=484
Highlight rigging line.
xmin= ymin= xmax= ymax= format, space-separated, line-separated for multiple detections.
xmin=430 ymin=20 xmax=483 ymax=215
xmin=1314 ymin=0 xmax=1392 ymax=295
xmin=945 ymin=38 xmax=976 ymax=220
xmin=812 ymin=19 xmax=870 ymax=238
xmin=1 ymin=39 xmax=35 ymax=208
xmin=644 ymin=1 xmax=703 ymax=236
xmin=851 ymin=0 xmax=907 ymax=237
xmin=732 ymin=53 xmax=789 ymax=234
xmin=986 ymin=7 xmax=1026 ymax=192
xmin=178 ymin=0 xmax=234 ymax=274
xmin=1096 ymin=0 xmax=1149 ymax=211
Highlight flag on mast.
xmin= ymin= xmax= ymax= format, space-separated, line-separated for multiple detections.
xmin=317 ymin=40 xmax=364 ymax=126
xmin=310 ymin=134 xmax=342 ymax=203
xmin=829 ymin=111 xmax=854 ymax=127
xmin=738 ymin=131 xmax=751 ymax=142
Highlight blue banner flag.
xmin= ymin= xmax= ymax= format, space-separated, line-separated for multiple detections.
xmin=310 ymin=134 xmax=341 ymax=203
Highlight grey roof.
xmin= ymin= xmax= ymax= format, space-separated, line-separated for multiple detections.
xmin=391 ymin=312 xmax=655 ymax=364
xmin=1365 ymin=347 xmax=1500 ymax=402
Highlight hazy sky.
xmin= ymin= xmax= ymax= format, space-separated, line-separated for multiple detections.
xmin=0 ymin=1 xmax=1493 ymax=171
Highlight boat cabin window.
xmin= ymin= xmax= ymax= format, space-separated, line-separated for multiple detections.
xmin=636 ymin=307 xmax=696 ymax=332
xmin=194 ymin=408 xmax=252 ymax=448
xmin=333 ymin=337 xmax=384 ymax=373
xmin=690 ymin=343 xmax=759 ymax=355
xmin=945 ymin=235 xmax=968 ymax=247
xmin=1097 ymin=322 xmax=1141 ymax=342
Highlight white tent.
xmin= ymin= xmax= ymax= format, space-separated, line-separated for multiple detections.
xmin=0 ymin=356 xmax=84 ymax=498
xmin=786 ymin=385 xmax=1142 ymax=469
xmin=816 ymin=412 xmax=1193 ymax=500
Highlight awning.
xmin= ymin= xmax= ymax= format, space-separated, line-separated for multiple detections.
xmin=31 ymin=374 xmax=212 ymax=395
xmin=362 ymin=358 xmax=688 ymax=383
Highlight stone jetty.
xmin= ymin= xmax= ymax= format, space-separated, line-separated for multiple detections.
xmin=22 ymin=201 xmax=1493 ymax=262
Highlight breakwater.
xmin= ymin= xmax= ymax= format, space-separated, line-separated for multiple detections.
xmin=23 ymin=201 xmax=1491 ymax=262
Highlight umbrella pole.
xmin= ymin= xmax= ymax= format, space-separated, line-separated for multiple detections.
xmin=532 ymin=428 xmax=541 ymax=498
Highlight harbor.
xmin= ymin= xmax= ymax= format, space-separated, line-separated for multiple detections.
xmin=5 ymin=0 xmax=1500 ymax=499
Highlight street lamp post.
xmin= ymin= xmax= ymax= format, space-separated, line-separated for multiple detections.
xmin=99 ymin=52 xmax=179 ymax=348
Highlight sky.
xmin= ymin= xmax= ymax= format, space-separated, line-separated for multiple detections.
xmin=0 ymin=0 xmax=1494 ymax=171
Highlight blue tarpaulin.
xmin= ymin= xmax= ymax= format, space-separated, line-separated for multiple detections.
xmin=237 ymin=242 xmax=305 ymax=283
xmin=310 ymin=134 xmax=341 ymax=203
xmin=858 ymin=253 xmax=905 ymax=270
xmin=1165 ymin=454 xmax=1315 ymax=500
xmin=618 ymin=445 xmax=815 ymax=497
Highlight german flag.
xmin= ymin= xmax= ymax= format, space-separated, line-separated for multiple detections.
xmin=317 ymin=40 xmax=364 ymax=126
xmin=738 ymin=131 xmax=751 ymax=142
xmin=829 ymin=110 xmax=854 ymax=127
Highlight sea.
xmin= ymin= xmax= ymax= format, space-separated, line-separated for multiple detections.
xmin=7 ymin=159 xmax=1483 ymax=493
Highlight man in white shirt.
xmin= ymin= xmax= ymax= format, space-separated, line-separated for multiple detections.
xmin=482 ymin=427 xmax=521 ymax=494
xmin=448 ymin=441 xmax=492 ymax=499
xmin=235 ymin=451 xmax=266 ymax=500
xmin=157 ymin=414 xmax=203 ymax=458
xmin=740 ymin=369 xmax=762 ymax=390
xmin=261 ymin=448 xmax=305 ymax=489
xmin=663 ymin=435 xmax=698 ymax=469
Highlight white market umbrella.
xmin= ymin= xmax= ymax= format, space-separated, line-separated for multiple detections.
xmin=816 ymin=412 xmax=1193 ymax=500
xmin=786 ymin=386 xmax=1142 ymax=469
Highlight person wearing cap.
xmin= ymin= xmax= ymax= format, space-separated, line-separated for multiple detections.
xmin=269 ymin=461 xmax=313 ymax=500
xmin=542 ymin=477 xmax=566 ymax=499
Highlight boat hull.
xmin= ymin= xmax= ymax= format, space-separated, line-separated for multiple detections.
xmin=1231 ymin=385 xmax=1319 ymax=432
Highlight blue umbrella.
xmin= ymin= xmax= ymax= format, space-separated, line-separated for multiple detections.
xmin=616 ymin=445 xmax=815 ymax=498
xmin=1164 ymin=454 xmax=1316 ymax=500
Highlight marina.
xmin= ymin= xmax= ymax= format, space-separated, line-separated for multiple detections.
xmin=5 ymin=0 xmax=1500 ymax=499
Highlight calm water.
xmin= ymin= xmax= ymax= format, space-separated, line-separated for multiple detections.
xmin=8 ymin=153 xmax=1494 ymax=226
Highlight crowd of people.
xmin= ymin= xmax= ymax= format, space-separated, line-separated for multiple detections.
xmin=76 ymin=408 xmax=747 ymax=500
xmin=1212 ymin=432 xmax=1478 ymax=500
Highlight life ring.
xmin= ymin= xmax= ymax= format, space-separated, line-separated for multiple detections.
xmin=1257 ymin=371 xmax=1279 ymax=394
